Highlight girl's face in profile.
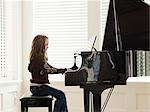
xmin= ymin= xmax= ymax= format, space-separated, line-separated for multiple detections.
xmin=45 ymin=38 xmax=49 ymax=51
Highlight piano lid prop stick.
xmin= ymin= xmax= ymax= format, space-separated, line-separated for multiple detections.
xmin=112 ymin=0 xmax=123 ymax=51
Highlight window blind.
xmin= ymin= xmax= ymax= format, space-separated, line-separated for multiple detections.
xmin=100 ymin=0 xmax=110 ymax=47
xmin=146 ymin=52 xmax=150 ymax=76
xmin=33 ymin=0 xmax=88 ymax=68
xmin=137 ymin=51 xmax=146 ymax=76
xmin=0 ymin=0 xmax=7 ymax=78
xmin=137 ymin=51 xmax=150 ymax=76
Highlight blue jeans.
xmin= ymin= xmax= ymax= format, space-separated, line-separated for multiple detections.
xmin=30 ymin=85 xmax=68 ymax=112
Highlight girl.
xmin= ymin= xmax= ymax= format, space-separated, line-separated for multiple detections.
xmin=28 ymin=35 xmax=68 ymax=112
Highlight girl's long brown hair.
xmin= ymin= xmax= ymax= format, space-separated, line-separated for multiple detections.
xmin=29 ymin=35 xmax=48 ymax=61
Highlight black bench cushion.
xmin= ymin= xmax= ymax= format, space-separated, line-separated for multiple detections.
xmin=20 ymin=95 xmax=53 ymax=107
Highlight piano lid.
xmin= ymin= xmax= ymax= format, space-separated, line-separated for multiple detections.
xmin=102 ymin=0 xmax=150 ymax=51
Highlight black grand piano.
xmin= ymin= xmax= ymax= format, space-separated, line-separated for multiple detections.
xmin=65 ymin=0 xmax=150 ymax=112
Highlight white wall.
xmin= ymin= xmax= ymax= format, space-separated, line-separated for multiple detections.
xmin=4 ymin=0 xmax=22 ymax=80
xmin=22 ymin=0 xmax=33 ymax=95
xmin=88 ymin=1 xmax=101 ymax=50
xmin=0 ymin=80 xmax=22 ymax=112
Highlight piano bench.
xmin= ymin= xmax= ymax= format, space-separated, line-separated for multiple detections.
xmin=20 ymin=95 xmax=53 ymax=112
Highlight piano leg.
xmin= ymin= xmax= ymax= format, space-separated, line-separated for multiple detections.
xmin=93 ymin=94 xmax=101 ymax=112
xmin=82 ymin=84 xmax=114 ymax=112
xmin=84 ymin=89 xmax=101 ymax=112
xmin=84 ymin=89 xmax=90 ymax=112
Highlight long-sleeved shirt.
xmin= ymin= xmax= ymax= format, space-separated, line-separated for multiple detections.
xmin=28 ymin=54 xmax=54 ymax=84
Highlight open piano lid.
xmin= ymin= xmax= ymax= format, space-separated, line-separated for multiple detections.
xmin=102 ymin=0 xmax=150 ymax=51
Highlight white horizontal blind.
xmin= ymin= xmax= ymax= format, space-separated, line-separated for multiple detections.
xmin=33 ymin=0 xmax=88 ymax=68
xmin=0 ymin=0 xmax=7 ymax=78
xmin=137 ymin=51 xmax=150 ymax=76
xmin=137 ymin=51 xmax=146 ymax=76
xmin=146 ymin=52 xmax=150 ymax=76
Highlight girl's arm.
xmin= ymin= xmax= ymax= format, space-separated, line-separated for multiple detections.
xmin=44 ymin=62 xmax=67 ymax=74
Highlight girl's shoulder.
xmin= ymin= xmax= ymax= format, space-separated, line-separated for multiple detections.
xmin=31 ymin=54 xmax=45 ymax=62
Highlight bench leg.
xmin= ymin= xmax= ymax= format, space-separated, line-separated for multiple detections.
xmin=21 ymin=101 xmax=28 ymax=112
xmin=25 ymin=106 xmax=28 ymax=112
xmin=21 ymin=101 xmax=25 ymax=112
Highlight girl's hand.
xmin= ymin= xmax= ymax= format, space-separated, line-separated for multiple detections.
xmin=50 ymin=68 xmax=57 ymax=73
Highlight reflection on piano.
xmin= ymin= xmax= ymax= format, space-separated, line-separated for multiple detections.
xmin=65 ymin=51 xmax=127 ymax=112
xmin=65 ymin=0 xmax=150 ymax=112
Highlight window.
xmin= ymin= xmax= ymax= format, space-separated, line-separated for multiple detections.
xmin=0 ymin=1 xmax=21 ymax=80
xmin=0 ymin=0 xmax=7 ymax=78
xmin=137 ymin=51 xmax=150 ymax=76
xmin=33 ymin=0 xmax=88 ymax=80
xmin=146 ymin=52 xmax=150 ymax=75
